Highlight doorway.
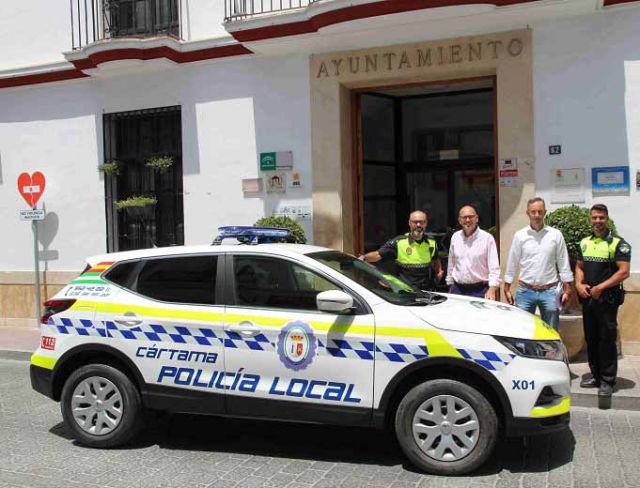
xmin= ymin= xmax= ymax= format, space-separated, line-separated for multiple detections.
xmin=357 ymin=79 xmax=497 ymax=255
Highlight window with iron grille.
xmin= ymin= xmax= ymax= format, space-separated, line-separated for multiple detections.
xmin=105 ymin=0 xmax=179 ymax=39
xmin=103 ymin=106 xmax=184 ymax=252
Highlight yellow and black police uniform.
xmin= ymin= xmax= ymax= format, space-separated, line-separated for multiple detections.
xmin=377 ymin=233 xmax=438 ymax=290
xmin=577 ymin=230 xmax=631 ymax=387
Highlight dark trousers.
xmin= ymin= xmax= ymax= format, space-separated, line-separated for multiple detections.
xmin=449 ymin=282 xmax=488 ymax=298
xmin=582 ymin=298 xmax=619 ymax=386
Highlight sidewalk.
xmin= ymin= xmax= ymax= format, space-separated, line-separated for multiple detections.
xmin=2 ymin=323 xmax=639 ymax=411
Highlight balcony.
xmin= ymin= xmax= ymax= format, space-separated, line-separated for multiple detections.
xmin=71 ymin=0 xmax=181 ymax=50
xmin=224 ymin=0 xmax=320 ymax=22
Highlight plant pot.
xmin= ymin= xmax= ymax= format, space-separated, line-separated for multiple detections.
xmin=558 ymin=313 xmax=585 ymax=360
xmin=125 ymin=204 xmax=155 ymax=220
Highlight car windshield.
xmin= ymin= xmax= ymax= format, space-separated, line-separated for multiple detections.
xmin=308 ymin=250 xmax=443 ymax=306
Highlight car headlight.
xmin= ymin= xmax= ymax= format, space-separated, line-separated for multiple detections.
xmin=494 ymin=336 xmax=566 ymax=362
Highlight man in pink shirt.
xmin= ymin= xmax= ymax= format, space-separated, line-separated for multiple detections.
xmin=446 ymin=205 xmax=501 ymax=299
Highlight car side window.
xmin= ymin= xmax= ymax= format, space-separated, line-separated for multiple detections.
xmin=233 ymin=256 xmax=339 ymax=311
xmin=136 ymin=255 xmax=218 ymax=305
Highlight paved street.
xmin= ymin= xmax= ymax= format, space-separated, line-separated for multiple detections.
xmin=1 ymin=358 xmax=640 ymax=488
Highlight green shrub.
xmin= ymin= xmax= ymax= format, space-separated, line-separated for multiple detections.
xmin=145 ymin=155 xmax=174 ymax=173
xmin=254 ymin=215 xmax=306 ymax=244
xmin=544 ymin=205 xmax=616 ymax=263
xmin=115 ymin=195 xmax=157 ymax=210
xmin=98 ymin=160 xmax=121 ymax=176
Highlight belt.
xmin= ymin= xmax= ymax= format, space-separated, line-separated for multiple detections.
xmin=455 ymin=281 xmax=488 ymax=292
xmin=518 ymin=280 xmax=558 ymax=291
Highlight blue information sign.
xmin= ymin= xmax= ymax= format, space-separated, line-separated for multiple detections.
xmin=591 ymin=166 xmax=630 ymax=196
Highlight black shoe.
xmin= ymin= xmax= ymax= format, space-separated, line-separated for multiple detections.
xmin=580 ymin=377 xmax=600 ymax=388
xmin=598 ymin=383 xmax=613 ymax=397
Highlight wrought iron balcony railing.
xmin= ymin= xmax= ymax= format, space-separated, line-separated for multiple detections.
xmin=224 ymin=0 xmax=321 ymax=22
xmin=71 ymin=0 xmax=181 ymax=50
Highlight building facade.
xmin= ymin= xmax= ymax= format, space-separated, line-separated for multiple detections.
xmin=1 ymin=0 xmax=639 ymax=352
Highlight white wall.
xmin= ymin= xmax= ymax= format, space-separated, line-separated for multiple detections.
xmin=0 ymin=54 xmax=312 ymax=271
xmin=0 ymin=0 xmax=231 ymax=72
xmin=0 ymin=81 xmax=105 ymax=271
xmin=0 ymin=0 xmax=70 ymax=70
xmin=532 ymin=7 xmax=640 ymax=271
xmin=183 ymin=0 xmax=229 ymax=41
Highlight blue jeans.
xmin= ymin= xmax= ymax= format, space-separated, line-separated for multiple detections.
xmin=515 ymin=286 xmax=559 ymax=329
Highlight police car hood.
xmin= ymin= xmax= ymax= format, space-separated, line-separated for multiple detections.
xmin=406 ymin=293 xmax=560 ymax=340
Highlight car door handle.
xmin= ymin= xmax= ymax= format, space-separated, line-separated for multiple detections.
xmin=227 ymin=321 xmax=260 ymax=337
xmin=114 ymin=314 xmax=143 ymax=327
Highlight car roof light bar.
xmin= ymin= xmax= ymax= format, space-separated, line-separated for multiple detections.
xmin=212 ymin=226 xmax=291 ymax=245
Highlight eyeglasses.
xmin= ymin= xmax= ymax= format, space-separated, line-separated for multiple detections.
xmin=459 ymin=215 xmax=477 ymax=220
xmin=409 ymin=220 xmax=426 ymax=225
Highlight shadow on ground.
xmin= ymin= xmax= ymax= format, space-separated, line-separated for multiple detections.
xmin=50 ymin=412 xmax=575 ymax=476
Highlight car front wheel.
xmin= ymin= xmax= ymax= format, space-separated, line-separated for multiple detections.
xmin=61 ymin=364 xmax=142 ymax=447
xmin=395 ymin=379 xmax=498 ymax=475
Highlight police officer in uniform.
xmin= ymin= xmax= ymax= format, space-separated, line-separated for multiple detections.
xmin=576 ymin=204 xmax=631 ymax=397
xmin=359 ymin=210 xmax=443 ymax=290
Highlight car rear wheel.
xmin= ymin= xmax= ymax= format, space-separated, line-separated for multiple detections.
xmin=61 ymin=364 xmax=142 ymax=447
xmin=395 ymin=379 xmax=498 ymax=475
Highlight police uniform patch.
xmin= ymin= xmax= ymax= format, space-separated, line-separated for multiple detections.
xmin=619 ymin=243 xmax=630 ymax=254
xmin=406 ymin=247 xmax=413 ymax=255
xmin=581 ymin=243 xmax=587 ymax=253
xmin=277 ymin=321 xmax=317 ymax=371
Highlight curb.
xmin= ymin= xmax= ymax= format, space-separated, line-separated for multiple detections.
xmin=0 ymin=350 xmax=32 ymax=361
xmin=571 ymin=392 xmax=640 ymax=412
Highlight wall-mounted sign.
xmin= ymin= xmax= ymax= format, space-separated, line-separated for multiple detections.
xmin=592 ymin=166 xmax=630 ymax=196
xmin=549 ymin=145 xmax=562 ymax=155
xmin=289 ymin=172 xmax=302 ymax=188
xmin=275 ymin=204 xmax=312 ymax=221
xmin=241 ymin=178 xmax=263 ymax=194
xmin=499 ymin=158 xmax=518 ymax=186
xmin=499 ymin=158 xmax=518 ymax=177
xmin=265 ymin=172 xmax=286 ymax=193
xmin=260 ymin=151 xmax=293 ymax=171
xmin=260 ymin=153 xmax=276 ymax=171
xmin=551 ymin=168 xmax=585 ymax=203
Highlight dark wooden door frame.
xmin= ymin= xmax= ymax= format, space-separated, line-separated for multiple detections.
xmin=352 ymin=76 xmax=498 ymax=256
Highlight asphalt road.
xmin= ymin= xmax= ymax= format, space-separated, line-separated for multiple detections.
xmin=1 ymin=358 xmax=640 ymax=488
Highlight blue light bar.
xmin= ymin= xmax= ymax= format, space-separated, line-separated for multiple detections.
xmin=212 ymin=226 xmax=291 ymax=245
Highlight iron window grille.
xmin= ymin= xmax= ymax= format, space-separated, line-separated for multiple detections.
xmin=71 ymin=0 xmax=181 ymax=50
xmin=103 ymin=105 xmax=184 ymax=252
xmin=224 ymin=0 xmax=321 ymax=22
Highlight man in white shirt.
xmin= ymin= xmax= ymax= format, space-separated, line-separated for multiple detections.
xmin=503 ymin=197 xmax=574 ymax=329
xmin=446 ymin=205 xmax=500 ymax=300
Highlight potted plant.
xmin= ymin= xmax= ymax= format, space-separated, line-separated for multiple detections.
xmin=145 ymin=155 xmax=174 ymax=174
xmin=97 ymin=160 xmax=121 ymax=176
xmin=254 ymin=215 xmax=306 ymax=244
xmin=544 ymin=205 xmax=617 ymax=359
xmin=114 ymin=195 xmax=157 ymax=220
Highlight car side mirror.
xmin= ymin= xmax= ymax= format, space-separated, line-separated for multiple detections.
xmin=316 ymin=290 xmax=354 ymax=314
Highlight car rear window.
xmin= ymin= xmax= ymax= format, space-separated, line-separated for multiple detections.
xmin=136 ymin=255 xmax=218 ymax=305
xmin=103 ymin=260 xmax=139 ymax=288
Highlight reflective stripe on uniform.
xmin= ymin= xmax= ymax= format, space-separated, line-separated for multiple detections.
xmin=580 ymin=235 xmax=620 ymax=261
xmin=395 ymin=237 xmax=436 ymax=266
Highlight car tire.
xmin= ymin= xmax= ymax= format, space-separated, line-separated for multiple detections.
xmin=61 ymin=364 xmax=142 ymax=447
xmin=394 ymin=379 xmax=498 ymax=475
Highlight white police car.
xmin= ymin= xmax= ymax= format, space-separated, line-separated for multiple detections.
xmin=30 ymin=227 xmax=570 ymax=475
